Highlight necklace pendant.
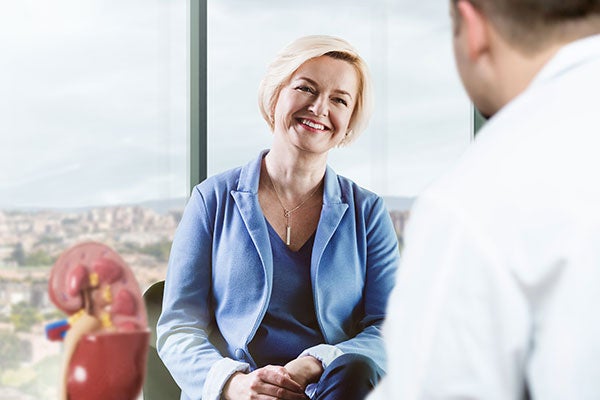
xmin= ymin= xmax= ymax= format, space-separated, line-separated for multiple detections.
xmin=285 ymin=225 xmax=291 ymax=246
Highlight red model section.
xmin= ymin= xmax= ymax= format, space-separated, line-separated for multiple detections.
xmin=47 ymin=242 xmax=150 ymax=400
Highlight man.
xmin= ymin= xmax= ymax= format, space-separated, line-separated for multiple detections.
xmin=370 ymin=0 xmax=600 ymax=399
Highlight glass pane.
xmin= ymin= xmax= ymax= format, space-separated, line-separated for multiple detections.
xmin=0 ymin=1 xmax=187 ymax=398
xmin=207 ymin=0 xmax=471 ymax=240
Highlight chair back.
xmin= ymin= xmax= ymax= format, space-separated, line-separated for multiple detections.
xmin=143 ymin=280 xmax=181 ymax=400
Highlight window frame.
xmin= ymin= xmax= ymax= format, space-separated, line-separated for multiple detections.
xmin=190 ymin=0 xmax=208 ymax=191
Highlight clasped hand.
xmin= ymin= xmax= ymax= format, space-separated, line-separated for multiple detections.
xmin=222 ymin=356 xmax=323 ymax=400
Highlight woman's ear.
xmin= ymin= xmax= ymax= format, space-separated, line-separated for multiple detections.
xmin=456 ymin=0 xmax=491 ymax=62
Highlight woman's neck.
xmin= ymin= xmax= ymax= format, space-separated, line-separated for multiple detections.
xmin=263 ymin=148 xmax=326 ymax=200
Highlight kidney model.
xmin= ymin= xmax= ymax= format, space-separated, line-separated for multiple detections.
xmin=46 ymin=242 xmax=150 ymax=400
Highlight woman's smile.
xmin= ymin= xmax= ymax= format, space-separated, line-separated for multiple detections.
xmin=297 ymin=118 xmax=330 ymax=132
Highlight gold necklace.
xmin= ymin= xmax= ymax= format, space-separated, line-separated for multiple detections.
xmin=265 ymin=169 xmax=322 ymax=246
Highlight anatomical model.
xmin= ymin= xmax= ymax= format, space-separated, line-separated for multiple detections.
xmin=46 ymin=242 xmax=149 ymax=400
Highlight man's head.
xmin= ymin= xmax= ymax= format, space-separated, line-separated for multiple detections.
xmin=450 ymin=0 xmax=600 ymax=117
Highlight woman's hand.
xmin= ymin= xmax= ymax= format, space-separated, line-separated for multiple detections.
xmin=222 ymin=365 xmax=307 ymax=400
xmin=284 ymin=356 xmax=324 ymax=390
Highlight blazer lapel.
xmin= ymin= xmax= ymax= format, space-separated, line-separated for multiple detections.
xmin=230 ymin=155 xmax=348 ymax=301
xmin=231 ymin=150 xmax=273 ymax=288
xmin=312 ymin=166 xmax=348 ymax=272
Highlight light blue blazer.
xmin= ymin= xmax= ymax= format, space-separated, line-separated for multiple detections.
xmin=157 ymin=150 xmax=400 ymax=400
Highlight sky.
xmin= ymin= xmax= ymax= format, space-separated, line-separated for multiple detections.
xmin=0 ymin=0 xmax=188 ymax=209
xmin=1 ymin=0 xmax=471 ymax=210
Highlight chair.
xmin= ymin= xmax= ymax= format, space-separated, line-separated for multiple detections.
xmin=143 ymin=280 xmax=181 ymax=400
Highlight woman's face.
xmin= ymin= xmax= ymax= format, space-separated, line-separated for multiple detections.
xmin=272 ymin=55 xmax=359 ymax=156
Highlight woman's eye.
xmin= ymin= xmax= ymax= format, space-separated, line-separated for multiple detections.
xmin=333 ymin=98 xmax=348 ymax=106
xmin=296 ymin=85 xmax=315 ymax=94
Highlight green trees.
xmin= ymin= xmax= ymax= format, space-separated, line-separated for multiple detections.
xmin=10 ymin=302 xmax=41 ymax=332
xmin=0 ymin=331 xmax=23 ymax=370
xmin=23 ymin=251 xmax=55 ymax=266
xmin=123 ymin=239 xmax=172 ymax=262
xmin=5 ymin=244 xmax=55 ymax=267
xmin=140 ymin=240 xmax=172 ymax=262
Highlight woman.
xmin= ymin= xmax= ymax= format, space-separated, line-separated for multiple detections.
xmin=157 ymin=35 xmax=400 ymax=400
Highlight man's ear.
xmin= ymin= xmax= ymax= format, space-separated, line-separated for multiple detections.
xmin=456 ymin=0 xmax=490 ymax=61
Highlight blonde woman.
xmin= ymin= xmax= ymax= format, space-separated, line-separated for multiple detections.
xmin=157 ymin=35 xmax=399 ymax=400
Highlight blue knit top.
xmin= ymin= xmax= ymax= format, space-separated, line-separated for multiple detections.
xmin=248 ymin=220 xmax=324 ymax=367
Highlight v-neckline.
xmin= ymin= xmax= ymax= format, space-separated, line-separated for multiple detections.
xmin=265 ymin=218 xmax=316 ymax=253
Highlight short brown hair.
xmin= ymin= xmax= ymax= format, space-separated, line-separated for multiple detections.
xmin=453 ymin=0 xmax=600 ymax=51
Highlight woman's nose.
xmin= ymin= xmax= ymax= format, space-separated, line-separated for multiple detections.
xmin=308 ymin=95 xmax=328 ymax=117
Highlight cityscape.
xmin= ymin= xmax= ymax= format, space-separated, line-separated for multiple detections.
xmin=0 ymin=200 xmax=409 ymax=399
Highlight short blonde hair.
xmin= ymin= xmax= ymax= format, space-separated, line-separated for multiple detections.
xmin=258 ymin=35 xmax=373 ymax=146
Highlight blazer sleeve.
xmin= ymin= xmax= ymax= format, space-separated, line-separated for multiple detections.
xmin=156 ymin=186 xmax=249 ymax=400
xmin=304 ymin=196 xmax=400 ymax=372
xmin=340 ymin=196 xmax=400 ymax=369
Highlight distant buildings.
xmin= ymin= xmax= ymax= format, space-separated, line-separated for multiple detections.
xmin=0 ymin=202 xmax=411 ymax=397
xmin=0 ymin=206 xmax=180 ymax=260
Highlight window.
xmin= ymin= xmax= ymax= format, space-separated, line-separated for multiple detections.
xmin=0 ymin=1 xmax=187 ymax=397
xmin=207 ymin=0 xmax=473 ymax=246
xmin=207 ymin=1 xmax=471 ymax=194
xmin=1 ymin=0 xmax=475 ymax=397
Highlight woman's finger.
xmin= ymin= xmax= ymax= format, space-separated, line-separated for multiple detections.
xmin=224 ymin=367 xmax=307 ymax=400
xmin=258 ymin=365 xmax=305 ymax=393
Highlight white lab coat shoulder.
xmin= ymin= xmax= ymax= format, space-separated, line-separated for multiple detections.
xmin=370 ymin=34 xmax=600 ymax=400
